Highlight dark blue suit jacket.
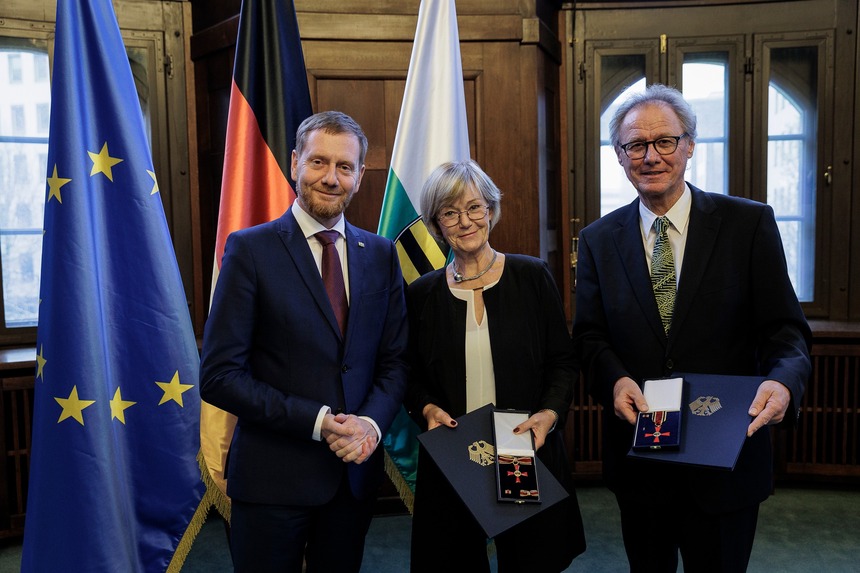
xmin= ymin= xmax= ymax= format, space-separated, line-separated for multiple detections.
xmin=200 ymin=207 xmax=408 ymax=505
xmin=573 ymin=184 xmax=811 ymax=512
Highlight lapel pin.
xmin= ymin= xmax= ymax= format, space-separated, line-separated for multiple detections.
xmin=358 ymin=241 xmax=365 ymax=248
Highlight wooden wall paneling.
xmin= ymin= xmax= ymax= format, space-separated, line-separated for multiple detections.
xmin=489 ymin=40 xmax=540 ymax=258
xmin=546 ymin=59 xmax=565 ymax=292
xmin=303 ymin=37 xmax=481 ymax=235
xmin=184 ymin=0 xmax=206 ymax=333
xmin=0 ymin=380 xmax=11 ymax=536
xmin=532 ymin=11 xmax=568 ymax=298
xmin=459 ymin=46 xmax=483 ymax=161
xmin=0 ymin=347 xmax=35 ymax=539
xmin=190 ymin=23 xmax=236 ymax=318
xmin=296 ymin=13 xmax=524 ymax=44
xmin=557 ymin=8 xmax=574 ymax=319
xmin=191 ymin=0 xmax=241 ymax=34
xmin=190 ymin=1 xmax=565 ymax=314
xmin=0 ymin=376 xmax=32 ymax=538
xmin=294 ymin=0 xmax=526 ymax=17
xmin=303 ymin=39 xmax=408 ymax=235
xmin=314 ymin=78 xmax=388 ymax=232
xmin=157 ymin=1 xmax=196 ymax=316
xmin=852 ymin=0 xmax=860 ymax=321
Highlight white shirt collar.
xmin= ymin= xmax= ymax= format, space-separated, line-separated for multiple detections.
xmin=639 ymin=183 xmax=692 ymax=236
xmin=292 ymin=200 xmax=346 ymax=239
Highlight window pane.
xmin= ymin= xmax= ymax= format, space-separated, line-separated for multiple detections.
xmin=0 ymin=48 xmax=50 ymax=328
xmin=7 ymin=53 xmax=22 ymax=83
xmin=767 ymin=46 xmax=817 ymax=302
xmin=37 ymin=103 xmax=50 ymax=134
xmin=0 ymin=231 xmax=42 ymax=327
xmin=682 ymin=58 xmax=728 ymax=195
xmin=11 ymin=105 xmax=25 ymax=135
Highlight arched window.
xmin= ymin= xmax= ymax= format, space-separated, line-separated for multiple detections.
xmin=594 ymin=55 xmax=817 ymax=302
xmin=767 ymin=49 xmax=818 ymax=301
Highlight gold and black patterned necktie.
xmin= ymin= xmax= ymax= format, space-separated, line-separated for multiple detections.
xmin=651 ymin=216 xmax=676 ymax=335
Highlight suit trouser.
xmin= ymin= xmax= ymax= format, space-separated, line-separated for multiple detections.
xmin=616 ymin=493 xmax=759 ymax=573
xmin=230 ymin=475 xmax=375 ymax=573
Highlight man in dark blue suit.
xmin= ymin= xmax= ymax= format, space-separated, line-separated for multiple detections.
xmin=573 ymin=85 xmax=811 ymax=573
xmin=200 ymin=111 xmax=409 ymax=573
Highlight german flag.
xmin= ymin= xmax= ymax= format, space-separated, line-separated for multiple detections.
xmin=200 ymin=0 xmax=312 ymax=520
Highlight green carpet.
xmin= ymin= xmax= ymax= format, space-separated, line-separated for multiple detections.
xmin=1 ymin=484 xmax=857 ymax=572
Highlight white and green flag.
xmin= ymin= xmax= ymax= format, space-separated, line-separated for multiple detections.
xmin=379 ymin=0 xmax=470 ymax=510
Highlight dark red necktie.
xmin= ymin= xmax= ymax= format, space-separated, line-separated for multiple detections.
xmin=315 ymin=230 xmax=348 ymax=334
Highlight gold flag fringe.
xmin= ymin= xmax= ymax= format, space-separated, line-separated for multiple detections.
xmin=165 ymin=450 xmax=232 ymax=572
xmin=384 ymin=449 xmax=415 ymax=514
xmin=197 ymin=449 xmax=232 ymax=522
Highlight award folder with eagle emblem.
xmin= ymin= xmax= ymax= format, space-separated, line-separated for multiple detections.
xmin=416 ymin=403 xmax=568 ymax=538
xmin=627 ymin=372 xmax=764 ymax=470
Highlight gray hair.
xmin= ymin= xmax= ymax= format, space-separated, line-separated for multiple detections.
xmin=295 ymin=110 xmax=368 ymax=166
xmin=609 ymin=84 xmax=698 ymax=148
xmin=420 ymin=160 xmax=502 ymax=241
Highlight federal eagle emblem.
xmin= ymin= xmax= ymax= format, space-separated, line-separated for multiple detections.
xmin=689 ymin=395 xmax=722 ymax=416
xmin=468 ymin=440 xmax=495 ymax=466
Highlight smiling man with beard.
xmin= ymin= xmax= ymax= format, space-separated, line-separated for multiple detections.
xmin=200 ymin=111 xmax=409 ymax=573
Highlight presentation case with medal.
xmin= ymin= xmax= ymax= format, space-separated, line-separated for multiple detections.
xmin=492 ymin=409 xmax=541 ymax=503
xmin=632 ymin=377 xmax=684 ymax=450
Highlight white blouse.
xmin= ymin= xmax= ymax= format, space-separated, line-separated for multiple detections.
xmin=450 ymin=278 xmax=500 ymax=412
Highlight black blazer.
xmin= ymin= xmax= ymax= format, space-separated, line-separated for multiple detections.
xmin=404 ymin=254 xmax=574 ymax=428
xmin=200 ymin=207 xmax=409 ymax=505
xmin=405 ymin=254 xmax=586 ymax=568
xmin=573 ymin=184 xmax=811 ymax=512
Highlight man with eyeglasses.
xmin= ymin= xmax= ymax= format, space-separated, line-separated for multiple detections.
xmin=573 ymin=84 xmax=811 ymax=573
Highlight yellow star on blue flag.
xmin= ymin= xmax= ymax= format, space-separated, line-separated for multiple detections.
xmin=54 ymin=386 xmax=96 ymax=425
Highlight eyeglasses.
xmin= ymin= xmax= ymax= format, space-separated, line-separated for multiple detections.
xmin=437 ymin=204 xmax=489 ymax=227
xmin=619 ymin=134 xmax=687 ymax=160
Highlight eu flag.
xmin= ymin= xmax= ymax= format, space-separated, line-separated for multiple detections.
xmin=21 ymin=1 xmax=206 ymax=571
